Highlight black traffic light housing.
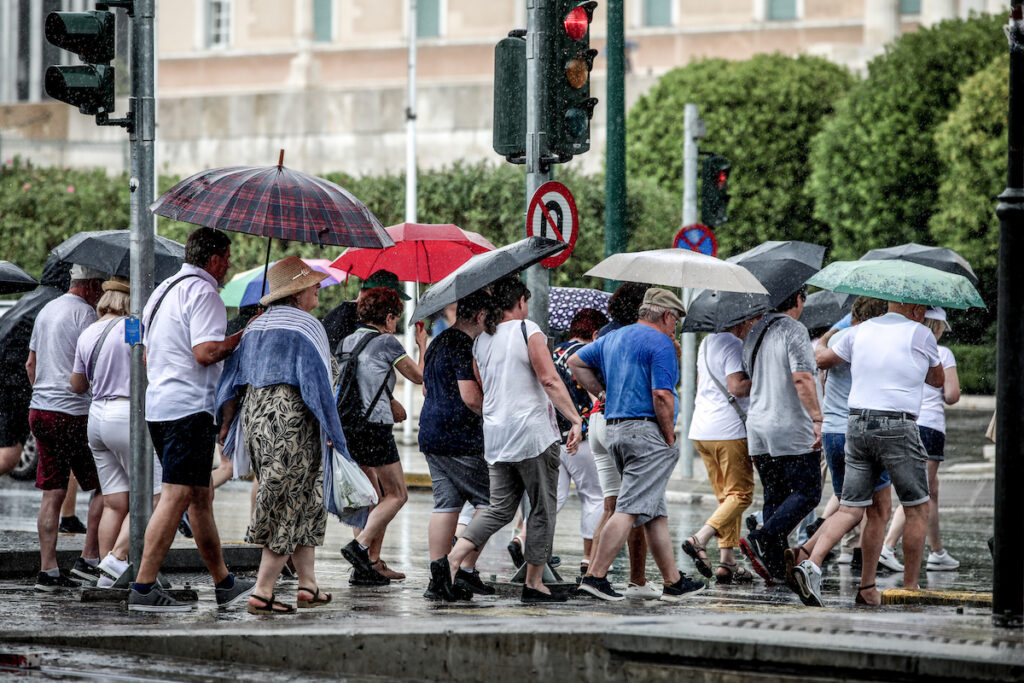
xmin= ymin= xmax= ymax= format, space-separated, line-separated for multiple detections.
xmin=547 ymin=0 xmax=598 ymax=162
xmin=492 ymin=30 xmax=527 ymax=162
xmin=701 ymin=154 xmax=731 ymax=228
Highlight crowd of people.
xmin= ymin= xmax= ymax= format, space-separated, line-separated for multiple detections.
xmin=1 ymin=225 xmax=964 ymax=613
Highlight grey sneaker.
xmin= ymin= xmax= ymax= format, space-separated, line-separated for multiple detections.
xmin=128 ymin=585 xmax=194 ymax=612
xmin=215 ymin=575 xmax=256 ymax=609
xmin=793 ymin=560 xmax=823 ymax=607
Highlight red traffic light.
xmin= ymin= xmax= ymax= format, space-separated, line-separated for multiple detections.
xmin=716 ymin=170 xmax=728 ymax=188
xmin=564 ymin=7 xmax=589 ymax=40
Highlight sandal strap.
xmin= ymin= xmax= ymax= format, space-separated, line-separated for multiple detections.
xmin=858 ymin=584 xmax=876 ymax=591
xmin=297 ymin=586 xmax=320 ymax=598
xmin=718 ymin=562 xmax=737 ymax=569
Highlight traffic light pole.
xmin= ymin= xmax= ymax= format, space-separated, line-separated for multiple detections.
xmin=678 ymin=103 xmax=701 ymax=478
xmin=993 ymin=1 xmax=1024 ymax=628
xmin=524 ymin=0 xmax=552 ymax=334
xmin=603 ymin=0 xmax=626 ymax=288
xmin=127 ymin=0 xmax=157 ymax=579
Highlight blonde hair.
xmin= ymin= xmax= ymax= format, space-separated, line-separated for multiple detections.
xmin=97 ymin=290 xmax=130 ymax=317
xmin=924 ymin=316 xmax=945 ymax=339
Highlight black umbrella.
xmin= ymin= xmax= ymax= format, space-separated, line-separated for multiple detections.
xmin=729 ymin=240 xmax=826 ymax=270
xmin=801 ymin=290 xmax=856 ymax=332
xmin=51 ymin=230 xmax=186 ymax=282
xmin=0 ymin=257 xmax=71 ymax=392
xmin=860 ymin=242 xmax=979 ymax=285
xmin=680 ymin=289 xmax=771 ymax=333
xmin=0 ymin=261 xmax=39 ymax=295
xmin=412 ymin=237 xmax=566 ymax=321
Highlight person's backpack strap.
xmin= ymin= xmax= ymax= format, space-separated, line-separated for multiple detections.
xmin=749 ymin=315 xmax=784 ymax=377
xmin=87 ymin=316 xmax=126 ymax=382
xmin=703 ymin=338 xmax=747 ymax=423
xmin=520 ymin=321 xmax=529 ymax=346
xmin=341 ymin=328 xmax=394 ymax=422
xmin=145 ymin=274 xmax=200 ymax=332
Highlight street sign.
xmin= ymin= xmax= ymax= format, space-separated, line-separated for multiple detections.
xmin=527 ymin=181 xmax=578 ymax=267
xmin=673 ymin=223 xmax=717 ymax=257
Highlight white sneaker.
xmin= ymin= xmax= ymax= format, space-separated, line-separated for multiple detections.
xmin=878 ymin=545 xmax=904 ymax=572
xmin=96 ymin=574 xmax=115 ymax=589
xmin=792 ymin=560 xmax=823 ymax=607
xmin=926 ymin=549 xmax=960 ymax=571
xmin=98 ymin=553 xmax=129 ymax=581
xmin=837 ymin=552 xmax=854 ymax=565
xmin=624 ymin=581 xmax=661 ymax=600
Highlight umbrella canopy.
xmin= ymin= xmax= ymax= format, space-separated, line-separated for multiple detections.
xmin=412 ymin=237 xmax=566 ymax=321
xmin=680 ymin=289 xmax=771 ymax=333
xmin=330 ymin=223 xmax=495 ymax=284
xmin=150 ymin=160 xmax=394 ymax=249
xmin=548 ymin=287 xmax=611 ymax=331
xmin=220 ymin=259 xmax=348 ymax=308
xmin=860 ymin=242 xmax=978 ymax=285
xmin=806 ymin=260 xmax=985 ymax=310
xmin=584 ymin=249 xmax=767 ymax=294
xmin=0 ymin=261 xmax=39 ymax=295
xmin=730 ymin=240 xmax=826 ymax=270
xmin=801 ymin=290 xmax=856 ymax=331
xmin=51 ymin=229 xmax=186 ymax=282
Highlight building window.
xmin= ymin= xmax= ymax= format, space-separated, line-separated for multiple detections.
xmin=314 ymin=0 xmax=332 ymax=42
xmin=644 ymin=0 xmax=672 ymax=27
xmin=767 ymin=0 xmax=797 ymax=21
xmin=206 ymin=0 xmax=231 ymax=49
xmin=900 ymin=0 xmax=921 ymax=13
xmin=417 ymin=0 xmax=441 ymax=39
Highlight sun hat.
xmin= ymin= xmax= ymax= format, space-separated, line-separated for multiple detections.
xmin=925 ymin=306 xmax=951 ymax=331
xmin=69 ymin=264 xmax=107 ymax=280
xmin=362 ymin=269 xmax=410 ymax=301
xmin=102 ymin=276 xmax=130 ymax=293
xmin=642 ymin=287 xmax=686 ymax=318
xmin=259 ymin=256 xmax=329 ymax=307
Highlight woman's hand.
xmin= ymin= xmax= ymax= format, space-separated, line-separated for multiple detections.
xmin=217 ymin=422 xmax=230 ymax=447
xmin=415 ymin=320 xmax=428 ymax=350
xmin=390 ymin=398 xmax=407 ymax=423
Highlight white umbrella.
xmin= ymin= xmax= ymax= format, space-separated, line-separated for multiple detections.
xmin=585 ymin=249 xmax=768 ymax=294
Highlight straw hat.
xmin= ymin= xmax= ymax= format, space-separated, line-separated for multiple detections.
xmin=259 ymin=256 xmax=328 ymax=307
xmin=102 ymin=276 xmax=130 ymax=293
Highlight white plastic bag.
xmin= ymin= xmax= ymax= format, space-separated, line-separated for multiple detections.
xmin=332 ymin=448 xmax=378 ymax=512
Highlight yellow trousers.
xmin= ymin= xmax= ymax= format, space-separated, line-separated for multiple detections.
xmin=693 ymin=438 xmax=754 ymax=548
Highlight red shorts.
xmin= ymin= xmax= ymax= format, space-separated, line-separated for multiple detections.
xmin=29 ymin=409 xmax=99 ymax=492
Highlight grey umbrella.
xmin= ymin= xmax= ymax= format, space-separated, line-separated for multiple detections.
xmin=0 ymin=261 xmax=39 ymax=295
xmin=800 ymin=290 xmax=856 ymax=332
xmin=412 ymin=236 xmax=566 ymax=321
xmin=860 ymin=242 xmax=979 ymax=285
xmin=51 ymin=229 xmax=186 ymax=282
xmin=680 ymin=289 xmax=771 ymax=333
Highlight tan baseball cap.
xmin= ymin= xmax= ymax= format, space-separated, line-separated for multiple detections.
xmin=643 ymin=287 xmax=686 ymax=317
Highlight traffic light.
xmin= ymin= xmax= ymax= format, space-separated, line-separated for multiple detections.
xmin=547 ymin=1 xmax=598 ymax=161
xmin=701 ymin=154 xmax=731 ymax=228
xmin=44 ymin=9 xmax=117 ymax=118
xmin=492 ymin=30 xmax=527 ymax=161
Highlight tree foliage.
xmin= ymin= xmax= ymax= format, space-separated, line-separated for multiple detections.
xmin=625 ymin=53 xmax=853 ymax=257
xmin=808 ymin=13 xmax=1006 ymax=260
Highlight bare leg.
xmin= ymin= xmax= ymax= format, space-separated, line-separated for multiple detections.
xmin=627 ymin=526 xmax=648 ymax=584
xmin=98 ymin=492 xmax=129 ymax=559
xmin=857 ymin=487 xmax=892 ymax=606
xmin=884 ymin=504 xmax=906 ymax=550
xmin=136 ymin=483 xmax=193 ymax=584
xmin=110 ymin=494 xmax=159 ymax=561
xmin=926 ymin=460 xmax=942 ymax=552
xmin=524 ymin=562 xmax=548 ymax=592
xmin=61 ymin=476 xmax=78 ymax=518
xmin=644 ymin=516 xmax=681 ymax=585
xmin=428 ymin=511 xmax=460 ymax=562
xmin=822 ymin=494 xmax=840 ymax=519
xmin=82 ymin=490 xmax=103 ymax=559
xmin=187 ymin=483 xmax=229 ymax=583
xmin=0 ymin=444 xmax=22 ymax=477
xmin=38 ymin=488 xmax=66 ymax=571
xmin=355 ymin=462 xmax=408 ymax=549
xmin=901 ymin=503 xmax=929 ymax=589
xmin=591 ymin=496 xmax=615 ymax=553
xmin=588 ymin=512 xmax=637 ymax=578
xmin=808 ymin=505 xmax=866 ymax=568
xmin=210 ymin=452 xmax=233 ymax=489
xmin=251 ymin=545 xmax=289 ymax=601
xmin=292 ymin=545 xmax=323 ymax=600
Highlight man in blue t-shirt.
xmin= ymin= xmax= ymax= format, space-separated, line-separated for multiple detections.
xmin=569 ymin=288 xmax=706 ymax=602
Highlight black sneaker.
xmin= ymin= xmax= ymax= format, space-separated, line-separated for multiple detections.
xmin=58 ymin=515 xmax=87 ymax=534
xmin=739 ymin=536 xmax=774 ymax=583
xmin=349 ymin=566 xmax=390 ymax=586
xmin=424 ymin=557 xmax=455 ymax=601
xmin=660 ymin=574 xmax=706 ymax=602
xmin=507 ymin=538 xmax=525 ymax=568
xmin=70 ymin=557 xmax=102 ymax=583
xmin=522 ymin=586 xmax=568 ymax=603
xmin=177 ymin=510 xmax=193 ymax=539
xmin=341 ymin=540 xmax=375 ymax=573
xmin=745 ymin=514 xmax=759 ymax=534
xmin=34 ymin=571 xmax=81 ymax=592
xmin=455 ymin=568 xmax=495 ymax=596
xmin=128 ymin=585 xmax=194 ymax=613
xmin=575 ymin=575 xmax=625 ymax=602
xmin=215 ymin=575 xmax=255 ymax=609
xmin=850 ymin=547 xmax=863 ymax=571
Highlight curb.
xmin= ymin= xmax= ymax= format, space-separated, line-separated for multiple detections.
xmin=881 ymin=588 xmax=992 ymax=608
xmin=0 ymin=544 xmax=261 ymax=580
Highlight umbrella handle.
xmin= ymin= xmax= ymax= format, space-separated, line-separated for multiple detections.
xmin=263 ymin=238 xmax=272 ymax=296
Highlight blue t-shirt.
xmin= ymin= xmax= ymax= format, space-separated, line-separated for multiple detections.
xmin=576 ymin=323 xmax=679 ymax=421
xmin=820 ymin=327 xmax=853 ymax=435
xmin=418 ymin=327 xmax=483 ymax=457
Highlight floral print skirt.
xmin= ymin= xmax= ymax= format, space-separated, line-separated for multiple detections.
xmin=241 ymin=383 xmax=327 ymax=555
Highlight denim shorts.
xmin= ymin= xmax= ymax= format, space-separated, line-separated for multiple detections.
xmin=918 ymin=425 xmax=946 ymax=462
xmin=424 ymin=452 xmax=490 ymax=513
xmin=822 ymin=432 xmax=890 ymax=498
xmin=841 ymin=413 xmax=929 ymax=508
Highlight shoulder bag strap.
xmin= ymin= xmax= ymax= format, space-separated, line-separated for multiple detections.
xmin=703 ymin=339 xmax=747 ymax=423
xmin=749 ymin=315 xmax=784 ymax=377
xmin=145 ymin=274 xmax=200 ymax=332
xmin=87 ymin=316 xmax=126 ymax=382
xmin=352 ymin=329 xmax=394 ymax=421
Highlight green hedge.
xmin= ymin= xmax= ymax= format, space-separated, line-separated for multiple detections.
xmin=946 ymin=344 xmax=996 ymax=395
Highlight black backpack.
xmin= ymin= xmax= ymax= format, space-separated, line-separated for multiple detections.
xmin=335 ymin=329 xmax=392 ymax=431
xmin=552 ymin=339 xmax=591 ymax=442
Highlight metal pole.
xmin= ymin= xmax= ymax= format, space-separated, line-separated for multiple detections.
xmin=402 ymin=0 xmax=418 ymax=446
xmin=524 ymin=0 xmax=551 ymax=334
xmin=128 ymin=0 xmax=157 ymax=579
xmin=678 ymin=103 xmax=700 ymax=478
xmin=603 ymin=0 xmax=626 ymax=293
xmin=993 ymin=1 xmax=1024 ymax=628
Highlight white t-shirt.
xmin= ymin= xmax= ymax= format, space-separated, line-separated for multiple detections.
xmin=832 ymin=312 xmax=940 ymax=416
xmin=473 ymin=318 xmax=559 ymax=465
xmin=143 ymin=264 xmax=228 ymax=421
xmin=73 ymin=317 xmax=131 ymax=401
xmin=28 ymin=294 xmax=97 ymax=415
xmin=917 ymin=345 xmax=956 ymax=433
xmin=688 ymin=332 xmax=748 ymax=441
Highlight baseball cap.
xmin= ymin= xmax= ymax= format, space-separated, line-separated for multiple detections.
xmin=69 ymin=264 xmax=108 ymax=280
xmin=642 ymin=288 xmax=686 ymax=317
xmin=925 ymin=306 xmax=951 ymax=331
xmin=362 ymin=269 xmax=410 ymax=301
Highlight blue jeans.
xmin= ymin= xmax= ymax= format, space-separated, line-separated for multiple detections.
xmin=823 ymin=432 xmax=890 ymax=498
xmin=751 ymin=451 xmax=822 ymax=577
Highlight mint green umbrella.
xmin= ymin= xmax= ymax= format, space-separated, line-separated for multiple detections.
xmin=806 ymin=260 xmax=984 ymax=310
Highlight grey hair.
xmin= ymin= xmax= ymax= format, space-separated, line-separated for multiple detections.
xmin=637 ymin=303 xmax=668 ymax=322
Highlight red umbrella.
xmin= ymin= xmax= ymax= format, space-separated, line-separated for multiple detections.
xmin=330 ymin=222 xmax=496 ymax=284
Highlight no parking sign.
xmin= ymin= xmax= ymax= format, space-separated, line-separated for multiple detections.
xmin=673 ymin=223 xmax=718 ymax=257
xmin=526 ymin=181 xmax=578 ymax=268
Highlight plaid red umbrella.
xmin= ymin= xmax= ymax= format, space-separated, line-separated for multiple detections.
xmin=330 ymin=222 xmax=496 ymax=284
xmin=149 ymin=152 xmax=393 ymax=249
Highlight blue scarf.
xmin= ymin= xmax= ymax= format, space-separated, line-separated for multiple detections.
xmin=215 ymin=305 xmax=353 ymax=520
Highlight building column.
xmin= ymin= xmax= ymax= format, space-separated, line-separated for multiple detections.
xmin=921 ymin=0 xmax=956 ymax=26
xmin=864 ymin=0 xmax=899 ymax=50
xmin=288 ymin=0 xmax=321 ymax=87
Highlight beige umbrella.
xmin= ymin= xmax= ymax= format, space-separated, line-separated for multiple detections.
xmin=585 ymin=249 xmax=768 ymax=294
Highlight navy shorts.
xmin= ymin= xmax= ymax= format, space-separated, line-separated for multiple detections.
xmin=918 ymin=425 xmax=946 ymax=462
xmin=424 ymin=452 xmax=490 ymax=512
xmin=148 ymin=412 xmax=217 ymax=487
xmin=346 ymin=422 xmax=400 ymax=468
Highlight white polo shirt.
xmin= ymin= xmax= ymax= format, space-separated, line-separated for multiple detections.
xmin=917 ymin=345 xmax=956 ymax=433
xmin=143 ymin=264 xmax=227 ymax=422
xmin=689 ymin=332 xmax=748 ymax=441
xmin=832 ymin=312 xmax=940 ymax=416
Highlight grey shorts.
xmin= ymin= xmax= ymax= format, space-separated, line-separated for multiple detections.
xmin=606 ymin=419 xmax=678 ymax=526
xmin=424 ymin=452 xmax=490 ymax=513
xmin=841 ymin=413 xmax=930 ymax=508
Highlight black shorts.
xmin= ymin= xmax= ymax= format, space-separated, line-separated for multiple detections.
xmin=148 ymin=412 xmax=217 ymax=487
xmin=0 ymin=388 xmax=32 ymax=448
xmin=346 ymin=422 xmax=400 ymax=468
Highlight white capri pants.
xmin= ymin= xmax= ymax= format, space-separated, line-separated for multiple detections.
xmin=588 ymin=412 xmax=621 ymax=498
xmin=556 ymin=440 xmax=604 ymax=539
xmin=88 ymin=398 xmax=162 ymax=496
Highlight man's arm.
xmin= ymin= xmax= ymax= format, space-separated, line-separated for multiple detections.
xmin=457 ymin=379 xmax=484 ymax=416
xmin=652 ymin=388 xmax=676 ymax=446
xmin=193 ymin=331 xmax=243 ymax=367
xmin=69 ymin=372 xmax=89 ymax=394
xmin=943 ymin=365 xmax=961 ymax=405
xmin=567 ymin=353 xmax=605 ymax=397
xmin=725 ymin=371 xmax=751 ymax=398
xmin=925 ymin=363 xmax=945 ymax=389
xmin=25 ymin=351 xmax=36 ymax=385
xmin=792 ymin=370 xmax=823 ymax=450
xmin=815 ymin=346 xmax=844 ymax=370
